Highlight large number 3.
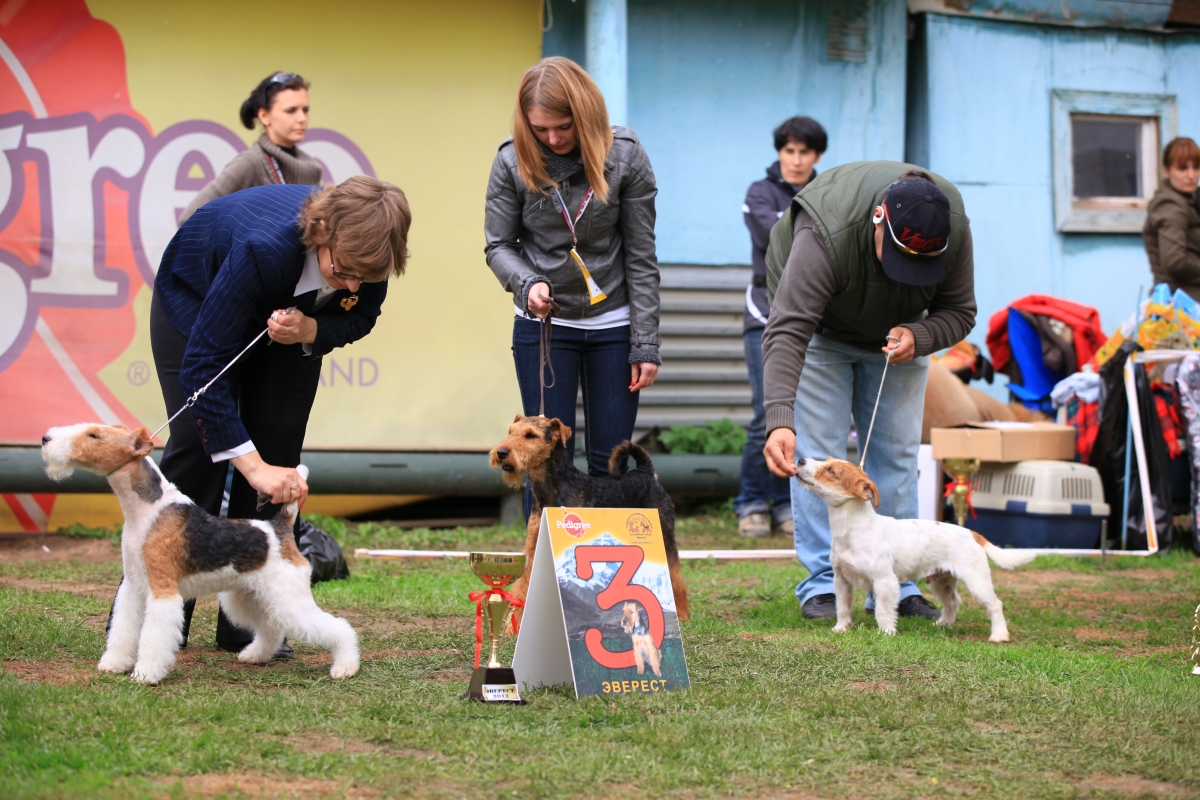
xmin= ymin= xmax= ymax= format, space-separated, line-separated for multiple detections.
xmin=574 ymin=545 xmax=665 ymax=669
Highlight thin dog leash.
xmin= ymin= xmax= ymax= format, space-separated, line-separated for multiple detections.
xmin=149 ymin=323 xmax=277 ymax=440
xmin=858 ymin=334 xmax=901 ymax=471
xmin=538 ymin=309 xmax=556 ymax=417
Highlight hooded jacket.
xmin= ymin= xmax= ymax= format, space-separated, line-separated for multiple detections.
xmin=484 ymin=126 xmax=661 ymax=364
xmin=742 ymin=162 xmax=812 ymax=333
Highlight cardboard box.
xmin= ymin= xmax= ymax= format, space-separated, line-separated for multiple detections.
xmin=929 ymin=421 xmax=1076 ymax=462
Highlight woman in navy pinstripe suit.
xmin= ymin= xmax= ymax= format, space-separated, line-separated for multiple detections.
xmin=150 ymin=176 xmax=410 ymax=651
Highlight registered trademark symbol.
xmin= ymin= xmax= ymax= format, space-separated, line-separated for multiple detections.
xmin=127 ymin=360 xmax=150 ymax=386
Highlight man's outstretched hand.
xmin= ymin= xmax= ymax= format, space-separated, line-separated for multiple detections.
xmin=764 ymin=428 xmax=798 ymax=478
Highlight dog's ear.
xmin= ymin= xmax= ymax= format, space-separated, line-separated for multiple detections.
xmin=548 ymin=418 xmax=573 ymax=445
xmin=513 ymin=413 xmax=524 ymax=423
xmin=854 ymin=477 xmax=880 ymax=507
xmin=130 ymin=427 xmax=154 ymax=457
xmin=113 ymin=423 xmax=130 ymax=432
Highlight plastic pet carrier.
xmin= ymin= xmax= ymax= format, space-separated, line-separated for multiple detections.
xmin=967 ymin=460 xmax=1110 ymax=549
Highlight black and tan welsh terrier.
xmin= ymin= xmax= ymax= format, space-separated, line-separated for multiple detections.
xmin=489 ymin=414 xmax=690 ymax=623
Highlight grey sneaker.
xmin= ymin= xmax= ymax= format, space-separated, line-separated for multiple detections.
xmin=771 ymin=516 xmax=794 ymax=536
xmin=738 ymin=512 xmax=771 ymax=537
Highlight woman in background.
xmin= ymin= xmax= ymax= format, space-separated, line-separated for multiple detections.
xmin=181 ymin=71 xmax=321 ymax=222
xmin=484 ymin=57 xmax=661 ymax=491
xmin=1144 ymin=136 xmax=1200 ymax=302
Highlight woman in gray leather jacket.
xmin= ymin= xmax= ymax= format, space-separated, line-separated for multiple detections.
xmin=485 ymin=56 xmax=661 ymax=481
xmin=181 ymin=72 xmax=322 ymax=223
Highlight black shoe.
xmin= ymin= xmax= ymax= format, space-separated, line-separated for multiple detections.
xmin=272 ymin=641 xmax=295 ymax=660
xmin=801 ymin=593 xmax=838 ymax=620
xmin=866 ymin=595 xmax=941 ymax=619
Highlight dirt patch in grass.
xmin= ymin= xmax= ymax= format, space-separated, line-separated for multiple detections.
xmin=362 ymin=647 xmax=461 ymax=662
xmin=2 ymin=659 xmax=97 ymax=685
xmin=846 ymin=680 xmax=894 ymax=692
xmin=995 ymin=570 xmax=1105 ymax=590
xmin=1072 ymin=627 xmax=1150 ymax=643
xmin=0 ymin=574 xmax=116 ymax=599
xmin=154 ymin=772 xmax=378 ymax=799
xmin=1076 ymin=773 xmax=1193 ymax=797
xmin=341 ymin=614 xmax=467 ymax=635
xmin=0 ymin=534 xmax=119 ymax=563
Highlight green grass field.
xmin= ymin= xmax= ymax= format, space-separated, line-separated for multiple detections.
xmin=2 ymin=507 xmax=1199 ymax=799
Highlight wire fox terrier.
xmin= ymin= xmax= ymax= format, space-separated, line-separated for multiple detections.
xmin=795 ymin=457 xmax=1035 ymax=643
xmin=489 ymin=415 xmax=690 ymax=622
xmin=41 ymin=423 xmax=359 ymax=684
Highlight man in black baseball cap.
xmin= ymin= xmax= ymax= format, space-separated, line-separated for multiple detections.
xmin=758 ymin=162 xmax=977 ymax=624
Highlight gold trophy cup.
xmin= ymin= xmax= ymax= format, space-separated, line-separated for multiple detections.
xmin=943 ymin=457 xmax=980 ymax=528
xmin=466 ymin=552 xmax=526 ymax=703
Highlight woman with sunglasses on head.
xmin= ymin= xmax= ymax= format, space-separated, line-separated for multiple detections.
xmin=759 ymin=163 xmax=976 ymax=628
xmin=137 ymin=176 xmax=411 ymax=655
xmin=181 ymin=72 xmax=320 ymax=222
xmin=485 ymin=57 xmax=660 ymax=511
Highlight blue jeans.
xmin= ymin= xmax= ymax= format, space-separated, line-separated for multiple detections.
xmin=512 ymin=317 xmax=640 ymax=487
xmin=791 ymin=334 xmax=929 ymax=608
xmin=735 ymin=328 xmax=791 ymax=524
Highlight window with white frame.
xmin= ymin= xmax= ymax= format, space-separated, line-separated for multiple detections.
xmin=1052 ymin=90 xmax=1176 ymax=233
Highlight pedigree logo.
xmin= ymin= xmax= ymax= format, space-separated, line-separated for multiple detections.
xmin=0 ymin=0 xmax=375 ymax=448
xmin=556 ymin=514 xmax=590 ymax=538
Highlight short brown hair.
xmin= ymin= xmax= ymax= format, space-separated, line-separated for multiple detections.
xmin=512 ymin=57 xmax=614 ymax=203
xmin=1163 ymin=137 xmax=1200 ymax=170
xmin=299 ymin=176 xmax=411 ymax=279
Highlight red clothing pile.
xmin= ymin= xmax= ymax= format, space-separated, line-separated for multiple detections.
xmin=986 ymin=295 xmax=1107 ymax=375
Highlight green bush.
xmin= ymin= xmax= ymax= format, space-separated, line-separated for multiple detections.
xmin=658 ymin=418 xmax=747 ymax=455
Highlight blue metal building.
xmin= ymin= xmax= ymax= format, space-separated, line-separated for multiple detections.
xmin=544 ymin=0 xmax=1200 ymax=394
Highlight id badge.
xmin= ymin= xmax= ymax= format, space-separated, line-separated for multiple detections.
xmin=570 ymin=247 xmax=607 ymax=305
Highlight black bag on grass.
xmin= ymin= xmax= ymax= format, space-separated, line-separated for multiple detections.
xmin=295 ymin=517 xmax=350 ymax=583
xmin=1089 ymin=341 xmax=1174 ymax=552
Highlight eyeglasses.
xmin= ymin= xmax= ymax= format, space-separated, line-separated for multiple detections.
xmin=328 ymin=253 xmax=387 ymax=285
xmin=883 ymin=206 xmax=949 ymax=258
xmin=268 ymin=72 xmax=301 ymax=86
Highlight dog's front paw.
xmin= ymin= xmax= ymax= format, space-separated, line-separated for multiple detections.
xmin=878 ymin=626 xmax=897 ymax=636
xmin=935 ymin=616 xmax=953 ymax=627
xmin=97 ymin=652 xmax=135 ymax=673
xmin=329 ymin=658 xmax=360 ymax=679
xmin=130 ymin=662 xmax=171 ymax=685
xmin=987 ymin=632 xmax=1010 ymax=643
xmin=831 ymin=622 xmax=851 ymax=633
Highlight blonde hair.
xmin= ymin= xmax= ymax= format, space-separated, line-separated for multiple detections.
xmin=513 ymin=57 xmax=614 ymax=203
xmin=299 ymin=175 xmax=411 ymax=279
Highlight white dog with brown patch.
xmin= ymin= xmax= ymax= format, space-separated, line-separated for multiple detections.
xmin=794 ymin=457 xmax=1035 ymax=642
xmin=41 ymin=423 xmax=359 ymax=684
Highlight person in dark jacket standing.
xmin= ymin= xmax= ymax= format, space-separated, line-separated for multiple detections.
xmin=1144 ymin=137 xmax=1200 ymax=301
xmin=181 ymin=72 xmax=322 ymax=223
xmin=485 ymin=57 xmax=660 ymax=496
xmin=736 ymin=116 xmax=826 ymax=537
xmin=761 ymin=162 xmax=976 ymax=622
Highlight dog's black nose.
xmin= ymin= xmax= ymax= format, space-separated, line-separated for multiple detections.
xmin=496 ymin=448 xmax=509 ymax=460
xmin=41 ymin=435 xmax=50 ymax=446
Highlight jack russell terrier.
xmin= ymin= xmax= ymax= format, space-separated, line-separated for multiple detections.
xmin=794 ymin=457 xmax=1035 ymax=642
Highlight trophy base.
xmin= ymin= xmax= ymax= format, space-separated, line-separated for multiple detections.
xmin=466 ymin=667 xmax=525 ymax=703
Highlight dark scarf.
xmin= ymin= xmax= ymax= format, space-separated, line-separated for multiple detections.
xmin=257 ymin=133 xmax=322 ymax=186
xmin=539 ymin=141 xmax=582 ymax=179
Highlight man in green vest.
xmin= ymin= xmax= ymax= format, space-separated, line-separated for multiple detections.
xmin=761 ymin=162 xmax=977 ymax=621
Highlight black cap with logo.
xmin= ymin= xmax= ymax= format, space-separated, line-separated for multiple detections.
xmin=878 ymin=177 xmax=951 ymax=287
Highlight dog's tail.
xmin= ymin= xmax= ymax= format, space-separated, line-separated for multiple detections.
xmin=609 ymin=441 xmax=653 ymax=476
xmin=976 ymin=533 xmax=1037 ymax=570
xmin=273 ymin=464 xmax=309 ymax=527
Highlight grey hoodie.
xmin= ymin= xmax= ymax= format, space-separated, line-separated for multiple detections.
xmin=484 ymin=126 xmax=661 ymax=364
